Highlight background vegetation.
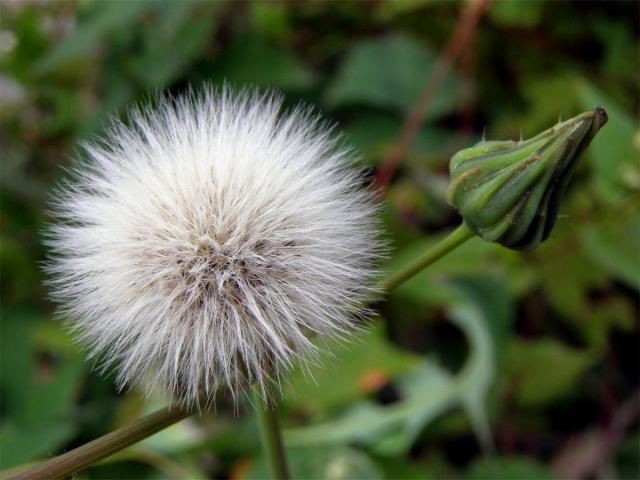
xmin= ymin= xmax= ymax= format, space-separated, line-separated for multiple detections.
xmin=1 ymin=1 xmax=638 ymax=478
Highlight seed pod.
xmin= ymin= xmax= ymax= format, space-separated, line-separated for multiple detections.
xmin=446 ymin=107 xmax=608 ymax=250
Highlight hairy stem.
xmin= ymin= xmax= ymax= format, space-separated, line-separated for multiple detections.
xmin=12 ymin=406 xmax=191 ymax=480
xmin=253 ymin=385 xmax=290 ymax=479
xmin=379 ymin=222 xmax=475 ymax=293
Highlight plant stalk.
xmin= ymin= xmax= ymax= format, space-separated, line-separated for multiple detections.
xmin=11 ymin=406 xmax=191 ymax=480
xmin=252 ymin=385 xmax=290 ymax=480
xmin=378 ymin=222 xmax=475 ymax=293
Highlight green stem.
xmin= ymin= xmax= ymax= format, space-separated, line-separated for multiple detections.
xmin=13 ymin=406 xmax=192 ymax=480
xmin=378 ymin=222 xmax=475 ymax=293
xmin=252 ymin=386 xmax=290 ymax=480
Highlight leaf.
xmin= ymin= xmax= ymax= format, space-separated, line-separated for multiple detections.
xmin=0 ymin=309 xmax=37 ymax=412
xmin=0 ymin=310 xmax=85 ymax=424
xmin=504 ymin=339 xmax=595 ymax=408
xmin=449 ymin=303 xmax=495 ymax=449
xmin=465 ymin=456 xmax=559 ymax=480
xmin=448 ymin=276 xmax=516 ymax=447
xmin=489 ymin=0 xmax=546 ymax=28
xmin=130 ymin=2 xmax=219 ymax=88
xmin=374 ymin=0 xmax=437 ymax=22
xmin=242 ymin=446 xmax=384 ymax=480
xmin=538 ymin=246 xmax=608 ymax=322
xmin=341 ymin=112 xmax=406 ymax=165
xmin=615 ymin=432 xmax=640 ymax=480
xmin=284 ymin=360 xmax=458 ymax=456
xmin=537 ymin=237 xmax=635 ymax=351
xmin=576 ymin=80 xmax=640 ymax=203
xmin=211 ymin=34 xmax=316 ymax=90
xmin=249 ymin=2 xmax=290 ymax=42
xmin=0 ymin=310 xmax=86 ymax=467
xmin=373 ymin=361 xmax=458 ymax=455
xmin=342 ymin=111 xmax=470 ymax=167
xmin=37 ymin=0 xmax=151 ymax=72
xmin=19 ymin=355 xmax=86 ymax=426
xmin=520 ymin=73 xmax=580 ymax=134
xmin=377 ymin=453 xmax=454 ymax=480
xmin=450 ymin=276 xmax=517 ymax=361
xmin=285 ymin=279 xmax=503 ymax=455
xmin=580 ymin=213 xmax=640 ymax=290
xmin=325 ymin=33 xmax=465 ymax=115
xmin=0 ymin=421 xmax=77 ymax=469
xmin=284 ymin=324 xmax=421 ymax=413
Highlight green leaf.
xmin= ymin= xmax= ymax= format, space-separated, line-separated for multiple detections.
xmin=576 ymin=80 xmax=640 ymax=203
xmin=451 ymin=276 xmax=517 ymax=361
xmin=285 ymin=361 xmax=458 ymax=455
xmin=377 ymin=453 xmax=454 ymax=480
xmin=615 ymin=432 xmax=640 ymax=480
xmin=325 ymin=33 xmax=465 ymax=114
xmin=465 ymin=456 xmax=559 ymax=480
xmin=489 ymin=0 xmax=546 ymax=28
xmin=284 ymin=324 xmax=421 ymax=413
xmin=242 ymin=446 xmax=384 ymax=480
xmin=249 ymin=2 xmax=290 ymax=42
xmin=449 ymin=303 xmax=495 ymax=449
xmin=580 ymin=211 xmax=640 ymax=290
xmin=374 ymin=0 xmax=437 ymax=22
xmin=286 ymin=279 xmax=502 ymax=455
xmin=0 ymin=421 xmax=77 ymax=469
xmin=342 ymin=111 xmax=470 ymax=167
xmin=520 ymin=73 xmax=580 ymax=135
xmin=0 ymin=310 xmax=37 ymax=412
xmin=536 ymin=236 xmax=635 ymax=351
xmin=37 ymin=0 xmax=151 ymax=72
xmin=130 ymin=2 xmax=219 ymax=88
xmin=0 ymin=310 xmax=86 ymax=467
xmin=19 ymin=355 xmax=86 ymax=426
xmin=211 ymin=34 xmax=316 ymax=90
xmin=538 ymin=245 xmax=608 ymax=322
xmin=504 ymin=339 xmax=595 ymax=408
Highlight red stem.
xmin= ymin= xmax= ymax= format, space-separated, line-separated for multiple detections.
xmin=373 ymin=0 xmax=493 ymax=191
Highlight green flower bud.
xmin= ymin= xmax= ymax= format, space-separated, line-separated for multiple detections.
xmin=446 ymin=107 xmax=608 ymax=250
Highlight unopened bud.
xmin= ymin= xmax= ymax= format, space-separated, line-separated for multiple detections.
xmin=447 ymin=107 xmax=608 ymax=250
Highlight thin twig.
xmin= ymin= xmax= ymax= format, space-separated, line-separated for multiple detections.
xmin=552 ymin=389 xmax=640 ymax=479
xmin=377 ymin=222 xmax=475 ymax=294
xmin=373 ymin=0 xmax=493 ymax=191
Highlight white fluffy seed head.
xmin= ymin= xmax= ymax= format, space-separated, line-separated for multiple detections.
xmin=45 ymin=86 xmax=382 ymax=407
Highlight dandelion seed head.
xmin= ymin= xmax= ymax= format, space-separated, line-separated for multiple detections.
xmin=45 ymin=86 xmax=382 ymax=407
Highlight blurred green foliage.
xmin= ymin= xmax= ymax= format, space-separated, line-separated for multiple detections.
xmin=1 ymin=1 xmax=638 ymax=479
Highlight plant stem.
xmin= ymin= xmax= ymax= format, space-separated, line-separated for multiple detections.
xmin=12 ymin=406 xmax=191 ymax=480
xmin=252 ymin=385 xmax=290 ymax=480
xmin=373 ymin=0 xmax=492 ymax=190
xmin=378 ymin=223 xmax=475 ymax=294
